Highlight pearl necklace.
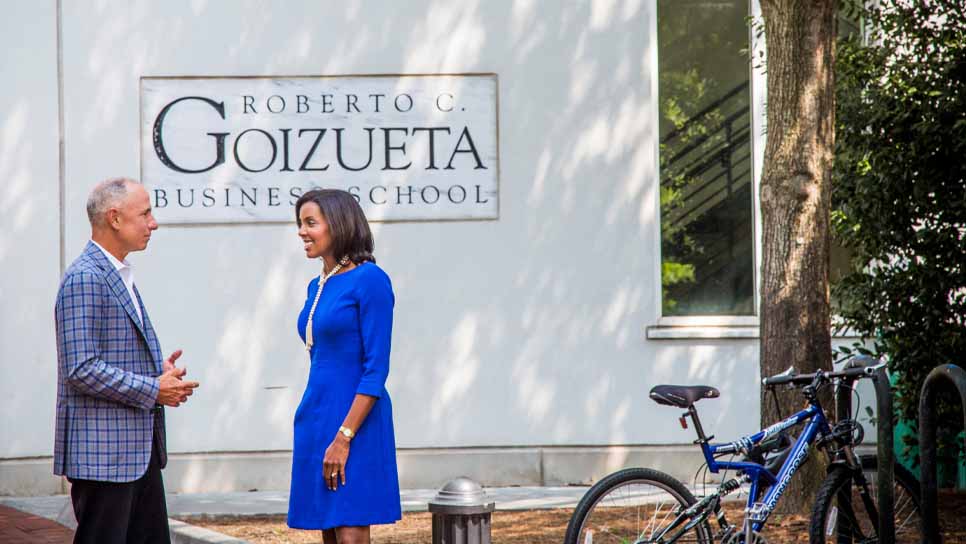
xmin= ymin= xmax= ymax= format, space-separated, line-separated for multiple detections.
xmin=304 ymin=256 xmax=350 ymax=352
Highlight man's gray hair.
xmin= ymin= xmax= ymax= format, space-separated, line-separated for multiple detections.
xmin=86 ymin=177 xmax=136 ymax=226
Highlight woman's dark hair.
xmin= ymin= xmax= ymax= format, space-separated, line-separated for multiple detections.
xmin=295 ymin=189 xmax=375 ymax=264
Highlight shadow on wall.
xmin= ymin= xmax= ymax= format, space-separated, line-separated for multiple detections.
xmin=0 ymin=0 xmax=61 ymax=460
xmin=54 ymin=0 xmax=757 ymax=489
xmin=0 ymin=100 xmax=60 ymax=458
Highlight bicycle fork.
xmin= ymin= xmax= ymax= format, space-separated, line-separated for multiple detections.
xmin=830 ymin=447 xmax=880 ymax=540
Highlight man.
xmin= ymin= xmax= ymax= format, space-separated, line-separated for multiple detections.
xmin=54 ymin=177 xmax=199 ymax=543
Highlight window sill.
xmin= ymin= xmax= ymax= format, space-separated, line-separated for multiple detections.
xmin=831 ymin=329 xmax=865 ymax=340
xmin=656 ymin=316 xmax=758 ymax=327
xmin=646 ymin=325 xmax=759 ymax=340
xmin=645 ymin=322 xmax=867 ymax=341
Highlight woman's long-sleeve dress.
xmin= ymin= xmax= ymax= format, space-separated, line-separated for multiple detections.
xmin=287 ymin=261 xmax=402 ymax=529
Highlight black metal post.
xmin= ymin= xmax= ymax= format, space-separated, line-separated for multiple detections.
xmin=839 ymin=355 xmax=894 ymax=544
xmin=872 ymin=362 xmax=895 ymax=544
xmin=919 ymin=364 xmax=966 ymax=544
xmin=429 ymin=477 xmax=495 ymax=544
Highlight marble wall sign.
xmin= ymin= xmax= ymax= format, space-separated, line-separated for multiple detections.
xmin=140 ymin=75 xmax=499 ymax=223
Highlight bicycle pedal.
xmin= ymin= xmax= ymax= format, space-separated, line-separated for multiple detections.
xmin=746 ymin=502 xmax=769 ymax=523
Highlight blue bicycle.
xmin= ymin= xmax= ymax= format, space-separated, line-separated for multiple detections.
xmin=564 ymin=363 xmax=921 ymax=543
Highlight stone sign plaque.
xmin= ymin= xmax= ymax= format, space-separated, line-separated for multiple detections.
xmin=140 ymin=75 xmax=499 ymax=223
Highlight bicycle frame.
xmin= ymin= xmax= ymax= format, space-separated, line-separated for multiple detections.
xmin=698 ymin=401 xmax=832 ymax=533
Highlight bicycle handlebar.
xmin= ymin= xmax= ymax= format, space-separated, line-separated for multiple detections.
xmin=762 ymin=362 xmax=885 ymax=387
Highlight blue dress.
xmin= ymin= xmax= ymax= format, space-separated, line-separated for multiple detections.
xmin=288 ymin=261 xmax=402 ymax=529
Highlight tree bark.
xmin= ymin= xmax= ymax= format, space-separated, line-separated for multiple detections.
xmin=759 ymin=0 xmax=836 ymax=514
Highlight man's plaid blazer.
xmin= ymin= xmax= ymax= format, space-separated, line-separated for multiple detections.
xmin=54 ymin=241 xmax=167 ymax=482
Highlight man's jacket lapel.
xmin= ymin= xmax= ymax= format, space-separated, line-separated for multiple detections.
xmin=84 ymin=242 xmax=149 ymax=342
xmin=134 ymin=284 xmax=163 ymax=375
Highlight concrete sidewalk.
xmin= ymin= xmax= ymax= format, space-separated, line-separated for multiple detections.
xmin=1 ymin=486 xmax=592 ymax=544
xmin=0 ymin=486 xmax=591 ymax=521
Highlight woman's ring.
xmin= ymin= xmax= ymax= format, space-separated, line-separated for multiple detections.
xmin=331 ymin=472 xmax=337 ymax=478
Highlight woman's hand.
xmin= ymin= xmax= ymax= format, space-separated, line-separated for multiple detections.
xmin=323 ymin=395 xmax=376 ymax=491
xmin=323 ymin=434 xmax=350 ymax=490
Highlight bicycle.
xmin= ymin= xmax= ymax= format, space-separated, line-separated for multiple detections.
xmin=564 ymin=362 xmax=922 ymax=543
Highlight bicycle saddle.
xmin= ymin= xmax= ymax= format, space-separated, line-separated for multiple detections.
xmin=649 ymin=385 xmax=720 ymax=408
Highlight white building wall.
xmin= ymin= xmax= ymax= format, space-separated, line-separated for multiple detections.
xmin=1 ymin=0 xmax=768 ymax=495
xmin=0 ymin=1 xmax=63 ymax=495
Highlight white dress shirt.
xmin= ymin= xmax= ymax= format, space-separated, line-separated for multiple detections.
xmin=91 ymin=240 xmax=143 ymax=326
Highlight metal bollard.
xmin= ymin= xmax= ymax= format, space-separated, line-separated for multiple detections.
xmin=429 ymin=477 xmax=496 ymax=544
xmin=918 ymin=363 xmax=966 ymax=544
xmin=838 ymin=355 xmax=896 ymax=544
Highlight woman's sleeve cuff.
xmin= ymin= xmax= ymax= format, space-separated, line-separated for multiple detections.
xmin=356 ymin=381 xmax=384 ymax=398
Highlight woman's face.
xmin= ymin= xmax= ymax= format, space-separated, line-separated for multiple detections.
xmin=298 ymin=202 xmax=333 ymax=259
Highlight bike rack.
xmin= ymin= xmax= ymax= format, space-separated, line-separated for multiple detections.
xmin=918 ymin=364 xmax=966 ymax=543
xmin=835 ymin=355 xmax=895 ymax=544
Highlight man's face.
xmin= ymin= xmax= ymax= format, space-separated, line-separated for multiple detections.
xmin=112 ymin=183 xmax=158 ymax=253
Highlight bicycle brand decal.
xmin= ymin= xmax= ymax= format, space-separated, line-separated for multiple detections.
xmin=762 ymin=417 xmax=796 ymax=439
xmin=727 ymin=415 xmax=799 ymax=453
xmin=764 ymin=445 xmax=810 ymax=511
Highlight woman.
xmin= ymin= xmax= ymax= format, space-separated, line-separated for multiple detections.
xmin=287 ymin=189 xmax=401 ymax=543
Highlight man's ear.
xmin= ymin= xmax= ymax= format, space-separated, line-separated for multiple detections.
xmin=106 ymin=208 xmax=121 ymax=230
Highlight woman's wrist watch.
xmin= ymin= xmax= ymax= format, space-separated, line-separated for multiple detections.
xmin=338 ymin=426 xmax=355 ymax=440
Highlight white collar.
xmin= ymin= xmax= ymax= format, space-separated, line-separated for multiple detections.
xmin=90 ymin=239 xmax=142 ymax=324
xmin=90 ymin=240 xmax=131 ymax=273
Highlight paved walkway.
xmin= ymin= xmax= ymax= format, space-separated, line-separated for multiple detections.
xmin=2 ymin=484 xmax=751 ymax=543
xmin=0 ymin=503 xmax=73 ymax=544
xmin=2 ymin=483 xmax=750 ymax=541
xmin=0 ymin=486 xmax=593 ymax=542
xmin=1 ymin=486 xmax=592 ymax=521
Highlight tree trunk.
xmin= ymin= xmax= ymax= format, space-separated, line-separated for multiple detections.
xmin=758 ymin=0 xmax=836 ymax=515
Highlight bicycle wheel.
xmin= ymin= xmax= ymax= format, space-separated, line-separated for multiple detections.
xmin=808 ymin=454 xmax=922 ymax=543
xmin=565 ymin=467 xmax=714 ymax=544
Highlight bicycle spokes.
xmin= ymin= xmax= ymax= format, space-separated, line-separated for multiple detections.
xmin=566 ymin=469 xmax=712 ymax=544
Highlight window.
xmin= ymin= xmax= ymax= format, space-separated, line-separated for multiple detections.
xmin=658 ymin=0 xmax=755 ymax=316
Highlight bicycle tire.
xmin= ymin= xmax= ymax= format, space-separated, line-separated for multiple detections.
xmin=564 ymin=467 xmax=714 ymax=544
xmin=808 ymin=453 xmax=922 ymax=543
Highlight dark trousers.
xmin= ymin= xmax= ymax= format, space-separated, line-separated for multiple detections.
xmin=68 ymin=440 xmax=170 ymax=544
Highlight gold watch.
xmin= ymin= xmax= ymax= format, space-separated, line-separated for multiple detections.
xmin=338 ymin=426 xmax=355 ymax=440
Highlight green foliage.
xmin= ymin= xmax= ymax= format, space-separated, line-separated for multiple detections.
xmin=832 ymin=0 xmax=966 ymax=457
xmin=658 ymin=66 xmax=724 ymax=312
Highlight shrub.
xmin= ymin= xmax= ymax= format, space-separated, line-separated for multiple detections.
xmin=832 ymin=0 xmax=966 ymax=463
